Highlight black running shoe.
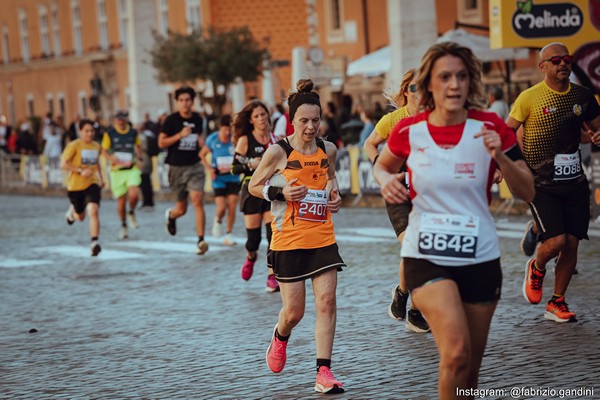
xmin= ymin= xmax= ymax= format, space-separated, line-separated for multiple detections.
xmin=165 ymin=208 xmax=176 ymax=236
xmin=90 ymin=241 xmax=102 ymax=257
xmin=520 ymin=220 xmax=537 ymax=257
xmin=388 ymin=285 xmax=409 ymax=321
xmin=406 ymin=309 xmax=430 ymax=333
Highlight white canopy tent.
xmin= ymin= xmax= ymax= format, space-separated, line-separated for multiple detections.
xmin=346 ymin=29 xmax=529 ymax=77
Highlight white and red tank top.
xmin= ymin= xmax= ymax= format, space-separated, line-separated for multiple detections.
xmin=388 ymin=110 xmax=517 ymax=266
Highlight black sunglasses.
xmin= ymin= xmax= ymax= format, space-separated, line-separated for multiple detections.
xmin=408 ymin=84 xmax=418 ymax=93
xmin=542 ymin=55 xmax=573 ymax=65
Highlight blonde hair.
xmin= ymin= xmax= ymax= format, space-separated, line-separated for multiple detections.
xmin=383 ymin=68 xmax=416 ymax=110
xmin=415 ymin=42 xmax=486 ymax=111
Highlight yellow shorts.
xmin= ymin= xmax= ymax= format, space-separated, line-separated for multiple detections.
xmin=109 ymin=167 xmax=142 ymax=198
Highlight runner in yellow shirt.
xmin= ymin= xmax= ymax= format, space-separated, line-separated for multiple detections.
xmin=61 ymin=118 xmax=104 ymax=256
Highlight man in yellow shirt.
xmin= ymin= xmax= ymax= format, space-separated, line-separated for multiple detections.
xmin=61 ymin=118 xmax=104 ymax=256
xmin=507 ymin=42 xmax=600 ymax=323
xmin=101 ymin=110 xmax=142 ymax=240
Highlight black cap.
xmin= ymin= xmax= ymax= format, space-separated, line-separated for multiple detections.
xmin=114 ymin=110 xmax=129 ymax=119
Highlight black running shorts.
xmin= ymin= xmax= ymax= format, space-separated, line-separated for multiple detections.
xmin=385 ymin=200 xmax=412 ymax=237
xmin=213 ymin=182 xmax=241 ymax=197
xmin=404 ymin=257 xmax=502 ymax=304
xmin=68 ymin=184 xmax=101 ymax=214
xmin=239 ymin=182 xmax=270 ymax=215
xmin=529 ymin=179 xmax=590 ymax=242
xmin=267 ymin=243 xmax=346 ymax=282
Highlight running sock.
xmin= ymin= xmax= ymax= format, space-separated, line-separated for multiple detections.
xmin=122 ymin=221 xmax=127 ymax=227
xmin=275 ymin=328 xmax=289 ymax=342
xmin=198 ymin=236 xmax=204 ymax=242
xmin=91 ymin=236 xmax=98 ymax=242
xmin=316 ymin=359 xmax=331 ymax=372
xmin=398 ymin=287 xmax=409 ymax=296
xmin=226 ymin=231 xmax=232 ymax=234
xmin=551 ymin=293 xmax=564 ymax=301
xmin=248 ymin=253 xmax=257 ymax=262
xmin=128 ymin=210 xmax=134 ymax=215
xmin=533 ymin=260 xmax=545 ymax=272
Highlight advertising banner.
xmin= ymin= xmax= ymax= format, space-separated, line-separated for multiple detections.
xmin=490 ymin=0 xmax=600 ymax=93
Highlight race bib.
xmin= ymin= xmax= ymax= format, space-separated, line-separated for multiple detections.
xmin=81 ymin=149 xmax=98 ymax=165
xmin=114 ymin=151 xmax=133 ymax=166
xmin=178 ymin=133 xmax=198 ymax=151
xmin=216 ymin=156 xmax=233 ymax=173
xmin=554 ymin=152 xmax=581 ymax=181
xmin=298 ymin=189 xmax=328 ymax=222
xmin=418 ymin=213 xmax=479 ymax=258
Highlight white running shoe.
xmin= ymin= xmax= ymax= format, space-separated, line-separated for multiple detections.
xmin=223 ymin=233 xmax=236 ymax=246
xmin=212 ymin=217 xmax=222 ymax=238
xmin=119 ymin=226 xmax=128 ymax=240
xmin=127 ymin=212 xmax=139 ymax=229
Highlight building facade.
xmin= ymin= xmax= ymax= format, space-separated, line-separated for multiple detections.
xmin=0 ymin=0 xmax=544 ymax=130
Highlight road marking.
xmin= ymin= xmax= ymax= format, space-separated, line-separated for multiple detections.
xmin=0 ymin=258 xmax=52 ymax=268
xmin=35 ymin=245 xmax=144 ymax=260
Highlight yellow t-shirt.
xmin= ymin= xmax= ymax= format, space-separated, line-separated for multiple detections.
xmin=61 ymin=139 xmax=102 ymax=191
xmin=510 ymin=81 xmax=600 ymax=186
xmin=374 ymin=106 xmax=411 ymax=140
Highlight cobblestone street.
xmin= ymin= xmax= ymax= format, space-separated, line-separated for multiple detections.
xmin=1 ymin=194 xmax=598 ymax=399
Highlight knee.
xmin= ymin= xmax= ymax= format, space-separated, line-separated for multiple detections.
xmin=440 ymin=340 xmax=471 ymax=375
xmin=316 ymin=292 xmax=337 ymax=315
xmin=281 ymin=305 xmax=304 ymax=326
xmin=87 ymin=206 xmax=99 ymax=218
xmin=246 ymin=228 xmax=261 ymax=252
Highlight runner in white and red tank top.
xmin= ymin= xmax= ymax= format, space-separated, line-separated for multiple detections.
xmin=373 ymin=42 xmax=534 ymax=399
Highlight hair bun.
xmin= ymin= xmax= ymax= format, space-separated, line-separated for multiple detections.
xmin=296 ymin=79 xmax=314 ymax=93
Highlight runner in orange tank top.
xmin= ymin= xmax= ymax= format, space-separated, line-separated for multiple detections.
xmin=249 ymin=79 xmax=346 ymax=394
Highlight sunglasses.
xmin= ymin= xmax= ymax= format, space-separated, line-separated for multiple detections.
xmin=408 ymin=84 xmax=418 ymax=93
xmin=542 ymin=55 xmax=573 ymax=65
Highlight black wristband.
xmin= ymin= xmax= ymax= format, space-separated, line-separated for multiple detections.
xmin=372 ymin=154 xmax=379 ymax=165
xmin=267 ymin=186 xmax=285 ymax=201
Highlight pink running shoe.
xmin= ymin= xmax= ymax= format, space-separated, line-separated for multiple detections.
xmin=241 ymin=258 xmax=255 ymax=281
xmin=266 ymin=325 xmax=287 ymax=373
xmin=315 ymin=366 xmax=344 ymax=393
xmin=266 ymin=274 xmax=280 ymax=293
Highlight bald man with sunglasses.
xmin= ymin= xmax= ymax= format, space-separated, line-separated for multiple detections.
xmin=506 ymin=42 xmax=600 ymax=324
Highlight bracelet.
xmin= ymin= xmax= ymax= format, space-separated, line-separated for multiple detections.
xmin=372 ymin=154 xmax=379 ymax=165
xmin=77 ymin=168 xmax=83 ymax=174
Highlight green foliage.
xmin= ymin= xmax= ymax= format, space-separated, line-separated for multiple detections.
xmin=149 ymin=26 xmax=265 ymax=87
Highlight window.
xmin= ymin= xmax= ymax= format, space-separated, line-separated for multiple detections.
xmin=39 ymin=6 xmax=51 ymax=56
xmin=51 ymin=4 xmax=61 ymax=56
xmin=326 ymin=0 xmax=344 ymax=44
xmin=97 ymin=0 xmax=108 ymax=50
xmin=58 ymin=94 xmax=66 ymax=117
xmin=27 ymin=94 xmax=35 ymax=117
xmin=330 ymin=0 xmax=341 ymax=30
xmin=186 ymin=0 xmax=201 ymax=33
xmin=2 ymin=26 xmax=9 ymax=64
xmin=118 ymin=0 xmax=129 ymax=48
xmin=71 ymin=0 xmax=83 ymax=55
xmin=157 ymin=0 xmax=169 ymax=36
xmin=8 ymin=95 xmax=15 ymax=125
xmin=78 ymin=91 xmax=88 ymax=117
xmin=18 ymin=9 xmax=30 ymax=62
xmin=458 ymin=0 xmax=483 ymax=24
xmin=46 ymin=94 xmax=54 ymax=115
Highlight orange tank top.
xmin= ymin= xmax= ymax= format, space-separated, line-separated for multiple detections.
xmin=269 ymin=138 xmax=336 ymax=250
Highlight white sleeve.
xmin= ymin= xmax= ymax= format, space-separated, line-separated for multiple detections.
xmin=273 ymin=115 xmax=287 ymax=139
